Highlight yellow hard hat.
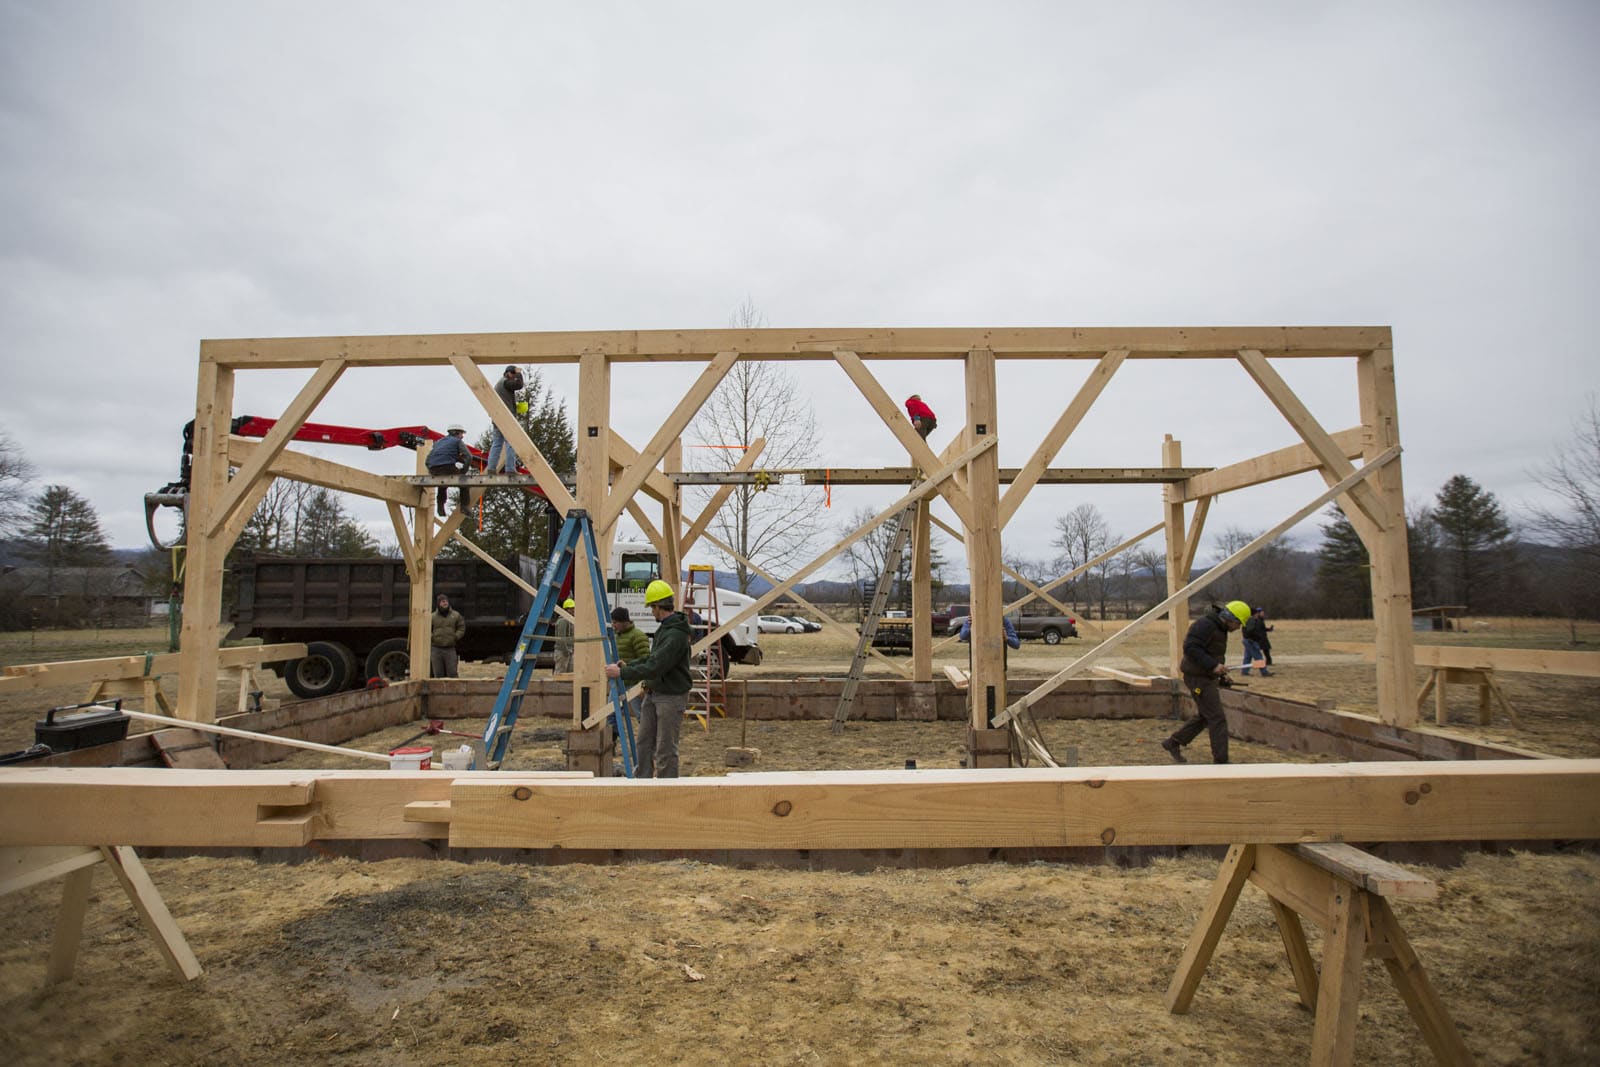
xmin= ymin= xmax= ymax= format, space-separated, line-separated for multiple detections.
xmin=1225 ymin=600 xmax=1250 ymax=625
xmin=562 ymin=598 xmax=575 ymax=610
xmin=644 ymin=580 xmax=675 ymax=605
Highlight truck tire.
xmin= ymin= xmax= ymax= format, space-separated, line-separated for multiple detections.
xmin=285 ymin=641 xmax=354 ymax=699
xmin=364 ymin=638 xmax=411 ymax=685
xmin=1041 ymin=627 xmax=1063 ymax=645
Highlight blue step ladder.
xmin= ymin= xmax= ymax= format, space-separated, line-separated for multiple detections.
xmin=480 ymin=510 xmax=638 ymax=775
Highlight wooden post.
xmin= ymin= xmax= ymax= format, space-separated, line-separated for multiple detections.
xmin=661 ymin=437 xmax=684 ymax=590
xmin=175 ymin=359 xmax=233 ymax=723
xmin=572 ymin=352 xmax=611 ymax=731
xmin=407 ymin=442 xmax=433 ymax=681
xmin=911 ymin=498 xmax=932 ymax=682
xmin=1162 ymin=435 xmax=1188 ymax=676
xmin=963 ymin=348 xmax=1006 ymax=753
xmin=1357 ymin=348 xmax=1417 ymax=727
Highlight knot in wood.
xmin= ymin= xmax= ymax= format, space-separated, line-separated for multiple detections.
xmin=1085 ymin=778 xmax=1106 ymax=789
xmin=1419 ymin=782 xmax=1432 ymax=795
xmin=513 ymin=787 xmax=532 ymax=801
xmin=1404 ymin=790 xmax=1420 ymax=805
xmin=772 ymin=800 xmax=793 ymax=818
xmin=1099 ymin=828 xmax=1116 ymax=845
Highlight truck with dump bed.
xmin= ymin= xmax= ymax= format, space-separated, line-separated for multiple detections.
xmin=228 ymin=540 xmax=763 ymax=699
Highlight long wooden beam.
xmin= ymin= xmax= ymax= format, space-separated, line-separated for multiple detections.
xmin=449 ymin=355 xmax=577 ymax=515
xmin=205 ymin=360 xmax=344 ymax=536
xmin=0 ymin=644 xmax=308 ymax=694
xmin=1182 ymin=427 xmax=1365 ymax=501
xmin=999 ymin=447 xmax=1399 ymax=727
xmin=1 ymin=761 xmax=1593 ymax=850
xmin=1327 ymin=643 xmax=1600 ymax=678
xmin=671 ymin=466 xmax=1210 ymax=486
xmin=200 ymin=327 xmax=1393 ymax=369
xmin=229 ymin=437 xmax=419 ymax=507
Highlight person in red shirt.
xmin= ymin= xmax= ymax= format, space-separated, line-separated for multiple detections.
xmin=904 ymin=395 xmax=937 ymax=439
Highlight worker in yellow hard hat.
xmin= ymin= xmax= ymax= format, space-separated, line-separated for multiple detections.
xmin=553 ymin=596 xmax=576 ymax=675
xmin=604 ymin=579 xmax=692 ymax=777
xmin=1162 ymin=600 xmax=1250 ymax=765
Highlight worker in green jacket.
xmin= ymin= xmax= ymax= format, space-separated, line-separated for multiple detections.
xmin=611 ymin=605 xmax=651 ymax=721
xmin=604 ymin=580 xmax=692 ymax=778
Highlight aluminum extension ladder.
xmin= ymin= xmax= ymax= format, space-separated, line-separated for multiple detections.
xmin=832 ymin=505 xmax=916 ymax=734
xmin=480 ymin=509 xmax=638 ymax=774
xmin=682 ymin=564 xmax=727 ymax=732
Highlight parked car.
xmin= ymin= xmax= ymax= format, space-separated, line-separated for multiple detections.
xmin=931 ymin=603 xmax=969 ymax=634
xmin=946 ymin=611 xmax=1080 ymax=644
xmin=785 ymin=615 xmax=822 ymax=633
xmin=757 ymin=614 xmax=803 ymax=634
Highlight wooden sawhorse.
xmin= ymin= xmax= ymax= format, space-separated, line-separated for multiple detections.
xmin=0 ymin=845 xmax=203 ymax=987
xmin=1416 ymin=666 xmax=1519 ymax=727
xmin=1168 ymin=842 xmax=1472 ymax=1066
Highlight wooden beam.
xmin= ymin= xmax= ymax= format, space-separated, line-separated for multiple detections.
xmin=999 ymin=447 xmax=1399 ymax=727
xmin=832 ymin=349 xmax=976 ymax=528
xmin=608 ymin=431 xmax=677 ymax=504
xmin=689 ymin=438 xmax=995 ymax=657
xmin=1183 ymin=427 xmax=1365 ymax=501
xmin=669 ymin=467 xmax=1208 ymax=486
xmin=0 ymin=644 xmax=307 ymax=694
xmin=176 ymin=361 xmax=233 ymax=722
xmin=1162 ymin=435 xmax=1189 ymax=676
xmin=699 ymin=531 xmax=912 ymax=679
xmin=1236 ymin=349 xmax=1388 ymax=533
xmin=229 ymin=436 xmax=420 ymax=507
xmin=1291 ymin=842 xmax=1438 ymax=902
xmin=386 ymin=503 xmax=417 ymax=576
xmin=449 ymin=355 xmax=576 ymax=515
xmin=2 ymin=760 xmax=1593 ymax=850
xmin=680 ymin=437 xmax=767 ymax=555
xmin=998 ymin=349 xmax=1128 ymax=527
xmin=199 ymin=326 xmax=1394 ymax=369
xmin=427 ymin=507 xmax=471 ymax=559
xmin=1327 ymin=643 xmax=1600 ymax=678
xmin=623 ymin=500 xmax=665 ymax=557
xmin=206 ymin=359 xmax=343 ymax=536
xmin=1178 ymin=496 xmax=1211 ymax=581
xmin=449 ymin=532 xmax=538 ymax=597
xmin=597 ymin=350 xmax=740 ymax=531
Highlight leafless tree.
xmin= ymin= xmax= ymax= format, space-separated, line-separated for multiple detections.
xmin=1131 ymin=546 xmax=1167 ymax=608
xmin=0 ymin=429 xmax=37 ymax=537
xmin=1528 ymin=396 xmax=1600 ymax=628
xmin=1051 ymin=502 xmax=1111 ymax=614
xmin=688 ymin=299 xmax=823 ymax=592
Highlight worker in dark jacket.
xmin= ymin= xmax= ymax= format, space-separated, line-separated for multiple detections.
xmin=605 ymin=580 xmax=692 ymax=778
xmin=486 ymin=365 xmax=526 ymax=474
xmin=1240 ymin=606 xmax=1273 ymax=676
xmin=1162 ymin=600 xmax=1250 ymax=764
xmin=425 ymin=424 xmax=472 ymax=516
xmin=430 ymin=593 xmax=466 ymax=678
xmin=904 ymin=394 xmax=937 ymax=439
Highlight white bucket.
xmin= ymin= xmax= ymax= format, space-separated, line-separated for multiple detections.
xmin=388 ymin=746 xmax=432 ymax=770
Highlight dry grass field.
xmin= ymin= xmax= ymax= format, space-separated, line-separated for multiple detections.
xmin=2 ymin=617 xmax=1598 ymax=1065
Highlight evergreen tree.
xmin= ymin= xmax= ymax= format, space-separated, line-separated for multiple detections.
xmin=452 ymin=370 xmax=576 ymax=564
xmin=23 ymin=484 xmax=110 ymax=584
xmin=295 ymin=488 xmax=378 ymax=556
xmin=1314 ymin=507 xmax=1370 ymax=617
xmin=1431 ymin=474 xmax=1515 ymax=611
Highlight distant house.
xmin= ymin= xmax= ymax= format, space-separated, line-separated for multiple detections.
xmin=2 ymin=564 xmax=164 ymax=628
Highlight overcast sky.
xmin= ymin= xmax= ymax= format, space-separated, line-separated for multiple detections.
xmin=2 ymin=1 xmax=1596 ymax=581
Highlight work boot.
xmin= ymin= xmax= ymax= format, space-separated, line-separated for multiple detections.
xmin=1259 ymin=670 xmax=1273 ymax=677
xmin=1161 ymin=737 xmax=1186 ymax=764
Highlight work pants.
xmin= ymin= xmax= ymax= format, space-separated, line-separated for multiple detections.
xmin=635 ymin=690 xmax=687 ymax=779
xmin=430 ymin=646 xmax=459 ymax=679
xmin=1171 ymin=673 xmax=1229 ymax=763
xmin=429 ymin=463 xmax=463 ymax=513
xmin=487 ymin=429 xmax=518 ymax=475
xmin=1240 ymin=638 xmax=1264 ymax=673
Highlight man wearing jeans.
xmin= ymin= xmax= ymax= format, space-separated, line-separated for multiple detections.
xmin=486 ymin=365 xmax=526 ymax=474
xmin=604 ymin=580 xmax=692 ymax=778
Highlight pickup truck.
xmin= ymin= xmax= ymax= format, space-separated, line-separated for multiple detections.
xmin=946 ymin=611 xmax=1080 ymax=645
xmin=931 ymin=603 xmax=969 ymax=634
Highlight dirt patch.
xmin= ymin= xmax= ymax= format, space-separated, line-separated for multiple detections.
xmin=1 ymin=851 xmax=1596 ymax=1065
xmin=3 ymin=619 xmax=1598 ymax=1063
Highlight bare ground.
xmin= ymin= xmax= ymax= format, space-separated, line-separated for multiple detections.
xmin=2 ymin=618 xmax=1598 ymax=1064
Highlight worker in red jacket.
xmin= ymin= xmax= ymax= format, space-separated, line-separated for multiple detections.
xmin=904 ymin=395 xmax=937 ymax=439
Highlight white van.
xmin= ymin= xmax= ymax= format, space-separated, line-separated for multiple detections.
xmin=608 ymin=541 xmax=764 ymax=667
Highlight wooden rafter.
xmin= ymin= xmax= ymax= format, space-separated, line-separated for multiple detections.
xmin=998 ymin=349 xmax=1128 ymax=528
xmin=206 ymin=359 xmax=343 ymax=536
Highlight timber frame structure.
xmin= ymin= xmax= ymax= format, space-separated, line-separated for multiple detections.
xmin=175 ymin=327 xmax=1413 ymax=764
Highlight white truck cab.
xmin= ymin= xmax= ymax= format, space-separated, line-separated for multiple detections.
xmin=607 ymin=541 xmax=764 ymax=666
